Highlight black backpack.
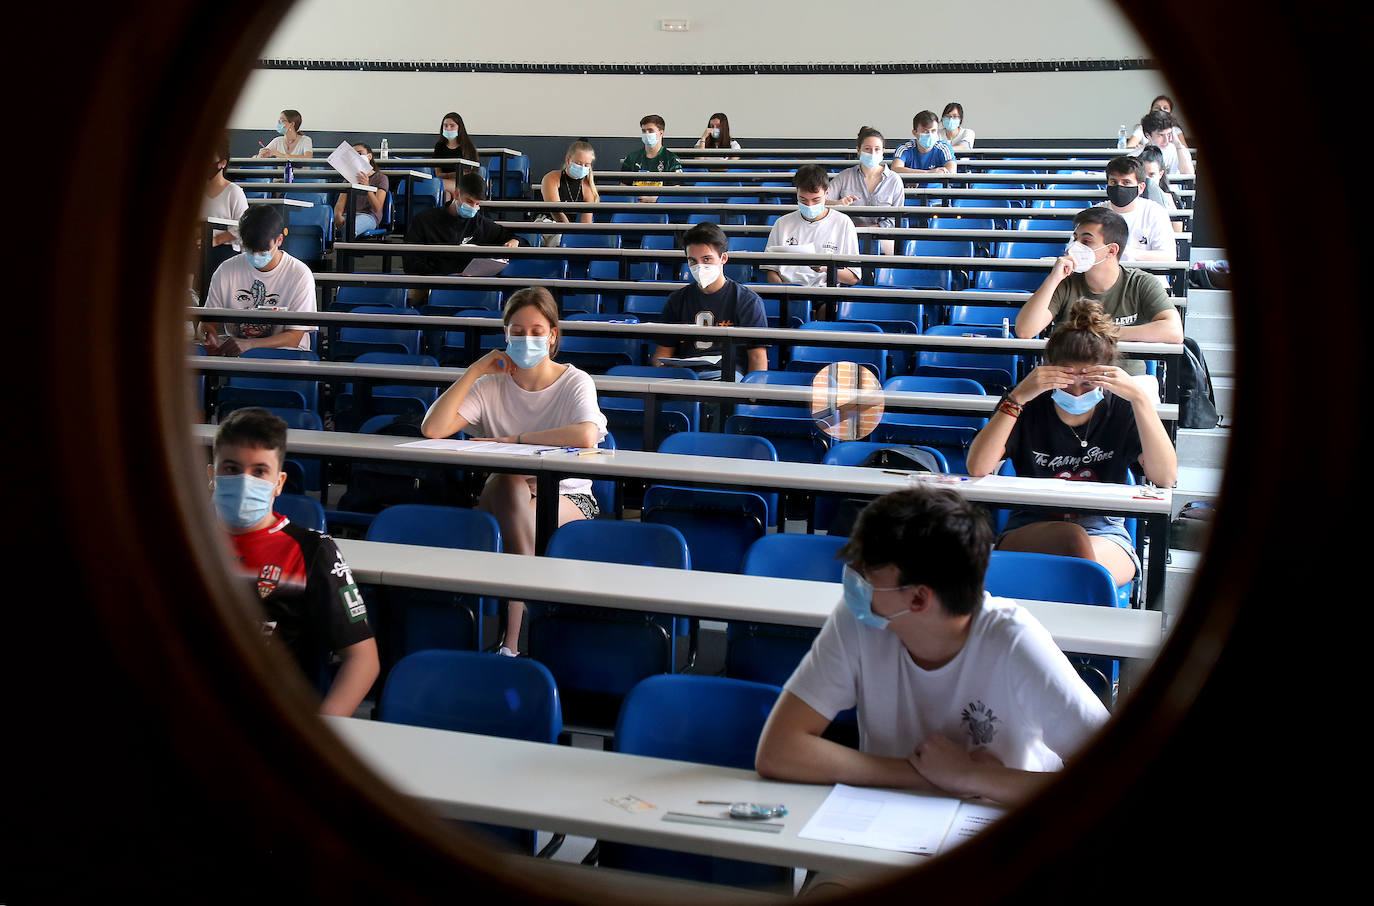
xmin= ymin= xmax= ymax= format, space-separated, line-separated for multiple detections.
xmin=1178 ymin=337 xmax=1221 ymax=429
xmin=828 ymin=446 xmax=942 ymax=537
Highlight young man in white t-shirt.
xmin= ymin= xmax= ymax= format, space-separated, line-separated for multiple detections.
xmin=1097 ymin=156 xmax=1176 ymax=263
xmin=755 ymin=487 xmax=1109 ymax=806
xmin=199 ymin=204 xmax=317 ymax=356
xmin=1135 ymin=109 xmax=1193 ymax=177
xmin=763 ymin=165 xmax=859 ymax=318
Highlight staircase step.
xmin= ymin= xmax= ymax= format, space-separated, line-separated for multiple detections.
xmin=1176 ymin=427 xmax=1229 ymax=469
xmin=1199 ymin=342 xmax=1234 ymax=377
xmin=1184 ymin=312 xmax=1234 ymax=346
xmin=1173 ymin=465 xmax=1223 ymax=514
xmin=1189 ymin=247 xmax=1228 ymax=262
xmin=1162 ymin=548 xmax=1205 ymax=624
xmin=1183 ymin=288 xmax=1232 ymax=318
xmin=1211 ymin=376 xmax=1234 ymax=420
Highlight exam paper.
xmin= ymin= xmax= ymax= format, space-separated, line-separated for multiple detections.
xmin=460 ymin=257 xmax=510 ymax=277
xmin=327 ymin=141 xmax=372 ymax=185
xmin=935 ymin=801 xmax=1007 ymax=854
xmin=797 ymin=784 xmax=961 ymax=854
xmin=396 ymin=439 xmax=553 ymax=456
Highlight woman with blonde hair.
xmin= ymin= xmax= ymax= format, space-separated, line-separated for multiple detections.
xmin=538 ymin=139 xmax=600 ymax=246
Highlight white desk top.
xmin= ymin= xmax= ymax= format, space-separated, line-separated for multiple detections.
xmin=335 ymin=541 xmax=1164 ymax=659
xmin=189 ymin=425 xmax=1172 ymax=518
xmin=244 ymin=197 xmax=312 ymax=207
xmin=324 ymin=715 xmax=923 ymax=876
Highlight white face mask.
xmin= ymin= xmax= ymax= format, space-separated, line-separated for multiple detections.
xmin=689 ymin=262 xmax=722 ymax=289
xmin=1065 ymin=240 xmax=1104 ymax=273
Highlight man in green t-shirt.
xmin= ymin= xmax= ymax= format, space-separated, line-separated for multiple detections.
xmin=620 ymin=114 xmax=682 ymax=203
xmin=1015 ymin=206 xmax=1182 ymax=400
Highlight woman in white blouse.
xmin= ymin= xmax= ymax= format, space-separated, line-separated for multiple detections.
xmin=940 ymin=102 xmax=976 ymax=150
xmin=257 ymin=109 xmax=313 ymax=159
xmin=201 ymin=136 xmax=248 ymax=273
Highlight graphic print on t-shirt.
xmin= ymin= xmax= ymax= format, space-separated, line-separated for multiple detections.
xmin=330 ymin=550 xmax=367 ymax=623
xmin=692 ymin=309 xmax=736 ymax=349
xmin=784 ymin=235 xmax=840 ymax=253
xmin=1030 ymin=444 xmax=1117 ymax=479
xmin=232 ymin=278 xmax=279 ymax=338
xmin=962 ymin=700 xmax=1000 ymax=746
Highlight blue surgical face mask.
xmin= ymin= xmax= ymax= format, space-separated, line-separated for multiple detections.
xmin=711 ymin=127 xmax=721 ymax=138
xmin=642 ymin=131 xmax=660 ymax=147
xmin=798 ymin=200 xmax=826 ymax=219
xmin=505 ymin=333 xmax=549 ymax=369
xmin=246 ymin=249 xmax=273 ymax=269
xmin=842 ymin=565 xmax=910 ymax=631
xmin=442 ymin=128 xmax=458 ymax=140
xmin=275 ymin=122 xmax=287 ymax=135
xmin=213 ymin=473 xmax=277 ymax=529
xmin=457 ymin=202 xmax=479 ymax=218
xmin=1052 ymin=386 xmax=1104 ymax=414
xmin=566 ymin=161 xmax=591 ymax=180
xmin=858 ymin=150 xmax=883 ymax=168
xmin=942 ymin=116 xmax=961 ymax=132
xmin=917 ymin=132 xmax=936 ymax=151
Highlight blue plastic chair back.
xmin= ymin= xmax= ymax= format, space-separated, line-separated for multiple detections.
xmin=623 ymin=295 xmax=668 ymax=321
xmin=426 ymin=289 xmax=502 ymax=311
xmin=365 ymin=503 xmax=500 ymax=550
xmin=547 ymin=520 xmax=689 ymax=569
xmin=560 ymin=293 xmax=601 ymax=316
xmin=334 ymin=286 xmax=408 ymax=311
xmin=272 ymin=493 xmax=326 ymax=532
xmin=949 ymin=305 xmax=1016 ymax=327
xmin=502 ymin=258 xmax=568 ymax=280
xmin=785 ymin=321 xmax=887 ymax=377
xmin=812 ymin=440 xmax=951 ymax=529
xmin=743 ymin=533 xmax=847 ymax=582
xmin=220 ymin=347 xmax=320 ymax=414
xmin=641 ymin=485 xmax=770 ymax=574
xmin=914 ymin=325 xmax=1019 ymax=394
xmin=615 ymin=674 xmax=781 ymax=769
xmin=336 ymin=305 xmax=422 ymax=358
xmin=379 ymin=650 xmax=561 ymax=743
xmin=837 ymin=301 xmax=924 ymax=334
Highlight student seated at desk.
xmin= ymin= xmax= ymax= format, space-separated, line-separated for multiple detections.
xmin=826 ymin=126 xmax=904 ymax=255
xmin=966 ymin=299 xmax=1178 ymax=587
xmin=538 ymin=140 xmax=600 ymax=246
xmin=403 ymin=173 xmax=525 ymax=286
xmin=755 ymin=486 xmax=1109 ymax=807
xmin=620 ymin=114 xmax=682 ymax=203
xmin=763 ymin=164 xmax=860 ymax=294
xmin=209 ymin=408 xmax=379 ymax=716
xmin=693 ymin=111 xmax=741 ymax=155
xmin=257 ymin=108 xmax=313 ymax=160
xmin=421 ymin=287 xmax=609 ymax=657
xmin=1134 ymin=108 xmax=1193 ymax=177
xmin=201 ymin=134 xmax=247 ymax=274
xmin=940 ymin=101 xmax=976 ymax=150
xmin=198 ymin=205 xmax=316 ymax=356
xmin=1137 ymin=145 xmax=1183 ymax=234
xmin=434 ymin=111 xmax=480 ymax=204
xmin=1014 ymin=206 xmax=1182 ymax=403
xmin=1125 ymin=94 xmax=1187 ymax=149
xmin=652 ymin=222 xmax=768 ymax=378
xmin=332 ymin=142 xmax=389 ymax=237
xmin=891 ymin=110 xmax=957 ymax=176
xmin=1096 ymin=155 xmax=1175 ymax=263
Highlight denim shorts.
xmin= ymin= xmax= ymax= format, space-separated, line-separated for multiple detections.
xmin=998 ymin=511 xmax=1141 ymax=578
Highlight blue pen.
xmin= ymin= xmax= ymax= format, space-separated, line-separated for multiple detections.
xmin=535 ymin=446 xmax=582 ymax=455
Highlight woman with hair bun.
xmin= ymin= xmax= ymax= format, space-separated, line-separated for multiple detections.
xmin=965 ymin=298 xmax=1177 ymax=586
xmin=538 ymin=140 xmax=600 ymax=244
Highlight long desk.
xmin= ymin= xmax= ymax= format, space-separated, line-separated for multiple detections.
xmin=674 ymin=146 xmax=1194 ymax=160
xmin=189 ymin=425 xmax=1173 ymax=609
xmin=668 ymin=158 xmax=1195 ymax=178
xmin=596 ymin=185 xmax=1195 ymax=203
xmin=334 ymin=541 xmax=1164 ymax=659
xmin=325 ymin=715 xmax=923 ymax=877
xmin=595 ymin=171 xmax=1191 ymax=187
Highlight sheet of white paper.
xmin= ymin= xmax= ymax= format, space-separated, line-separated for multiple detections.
xmin=935 ymin=801 xmax=1007 ymax=854
xmin=460 ymin=257 xmax=510 ymax=277
xmin=396 ymin=439 xmax=553 ymax=456
xmin=327 ymin=141 xmax=371 ymax=185
xmin=970 ymin=474 xmax=1075 ymax=491
xmin=657 ymin=355 xmax=722 ymax=367
xmin=797 ymin=784 xmax=961 ymax=854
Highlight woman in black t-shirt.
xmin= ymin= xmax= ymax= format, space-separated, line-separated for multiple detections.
xmin=434 ymin=111 xmax=479 ymax=203
xmin=966 ymin=298 xmax=1177 ymax=585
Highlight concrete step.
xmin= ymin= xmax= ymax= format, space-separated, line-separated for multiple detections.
xmin=1185 ymin=312 xmax=1234 ymax=346
xmin=1211 ymin=376 xmax=1234 ymax=420
xmin=1183 ymin=288 xmax=1232 ymax=318
xmin=1162 ymin=548 xmax=1205 ymax=625
xmin=1176 ymin=427 xmax=1229 ymax=469
xmin=1199 ymin=341 xmax=1234 ymax=378
xmin=1189 ymin=247 xmax=1228 ymax=262
xmin=1173 ymin=465 xmax=1223 ymax=515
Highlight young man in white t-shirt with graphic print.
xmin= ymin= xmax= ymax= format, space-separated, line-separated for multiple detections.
xmin=756 ymin=487 xmax=1109 ymax=807
xmin=763 ymin=164 xmax=859 ymax=317
xmin=200 ymin=204 xmax=317 ymax=356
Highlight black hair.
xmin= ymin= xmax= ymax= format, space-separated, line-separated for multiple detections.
xmin=238 ymin=204 xmax=284 ymax=252
xmin=457 ymin=172 xmax=486 ymax=201
xmin=1072 ymin=207 xmax=1129 ymax=255
xmin=704 ymin=112 xmax=732 ymax=149
xmin=1136 ymin=144 xmax=1176 ymax=196
xmin=1140 ymin=109 xmax=1175 ymax=136
xmin=639 ymin=114 xmax=666 ymax=131
xmin=437 ymin=112 xmax=479 ymax=170
xmin=856 ymin=126 xmax=884 ymax=149
xmin=1105 ymin=155 xmax=1146 ymax=181
xmin=214 ymin=408 xmax=288 ymax=469
xmin=838 ymin=487 xmax=992 ymax=617
xmin=793 ymin=164 xmax=829 ymax=194
xmin=913 ymin=110 xmax=939 ymax=130
xmin=941 ymin=102 xmax=964 ymax=121
xmin=682 ymin=221 xmax=728 ymax=256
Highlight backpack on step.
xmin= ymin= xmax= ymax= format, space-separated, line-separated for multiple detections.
xmin=1178 ymin=337 xmax=1221 ymax=429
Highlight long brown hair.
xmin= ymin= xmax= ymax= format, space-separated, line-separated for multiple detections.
xmin=437 ymin=111 xmax=478 ymax=172
xmin=1045 ymin=298 xmax=1120 ymax=366
xmin=704 ymin=112 xmax=732 ymax=149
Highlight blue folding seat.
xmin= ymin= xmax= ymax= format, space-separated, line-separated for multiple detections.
xmin=785 ymin=321 xmax=888 ymax=379
xmin=330 ymin=305 xmax=421 ymax=359
xmin=871 ymin=374 xmax=987 ymax=474
xmin=215 ymin=347 xmax=319 ymax=418
xmin=599 ymin=364 xmax=698 ymax=451
xmin=811 ymin=439 xmax=950 ymax=531
xmin=331 ymin=285 xmax=408 ymax=312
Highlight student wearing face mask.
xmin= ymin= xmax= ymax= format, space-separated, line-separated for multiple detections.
xmin=1015 ymin=207 xmax=1181 ymax=402
xmin=403 ymin=173 xmax=524 ymax=282
xmin=434 ymin=111 xmax=479 ymax=204
xmin=620 ymin=114 xmax=682 ymax=203
xmin=967 ymin=299 xmax=1177 ymax=588
xmin=257 ymin=109 xmax=313 ymax=159
xmin=332 ymin=142 xmax=389 ymax=238
xmin=827 ymin=126 xmax=904 ymax=255
xmin=755 ymin=485 xmax=1108 ymax=810
xmin=891 ymin=110 xmax=957 ymax=175
xmin=1125 ymin=95 xmax=1187 ymax=149
xmin=1134 ymin=109 xmax=1193 ymax=177
xmin=202 ymin=134 xmax=248 ymax=274
xmin=422 ymin=287 xmax=609 ymax=656
xmin=209 ymin=408 xmax=379 ymax=717
xmin=653 ymin=222 xmax=768 ymax=378
xmin=1136 ymin=145 xmax=1183 ymax=234
xmin=762 ymin=165 xmax=861 ymax=296
xmin=538 ymin=140 xmax=600 ymax=245
xmin=693 ymin=112 xmax=742 ymax=156
xmin=939 ymin=102 xmax=976 ymax=150
xmin=1093 ymin=156 xmax=1174 ymax=263
xmin=199 ymin=205 xmax=316 ymax=356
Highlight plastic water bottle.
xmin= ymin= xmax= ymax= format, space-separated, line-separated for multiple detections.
xmin=380 ymin=138 xmax=389 ymax=160
xmin=283 ymin=160 xmax=293 ymax=184
xmin=1002 ymin=317 xmax=1011 ymax=338
xmin=1117 ymin=125 xmax=1128 ymax=150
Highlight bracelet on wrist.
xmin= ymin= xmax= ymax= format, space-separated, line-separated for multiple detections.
xmin=996 ymin=392 xmax=1023 ymax=419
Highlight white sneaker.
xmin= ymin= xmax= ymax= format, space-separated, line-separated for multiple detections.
xmin=497 ymin=646 xmax=518 ymax=657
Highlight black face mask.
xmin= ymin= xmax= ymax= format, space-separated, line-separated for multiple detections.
xmin=1106 ymin=183 xmax=1141 ymax=207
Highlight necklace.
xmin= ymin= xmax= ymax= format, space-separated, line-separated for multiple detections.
xmin=1065 ymin=418 xmax=1090 ymax=448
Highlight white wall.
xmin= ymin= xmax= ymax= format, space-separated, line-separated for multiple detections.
xmin=231 ymin=0 xmax=1175 ymax=140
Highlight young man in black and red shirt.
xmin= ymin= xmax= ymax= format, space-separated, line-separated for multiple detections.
xmin=209 ymin=408 xmax=379 ymax=716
